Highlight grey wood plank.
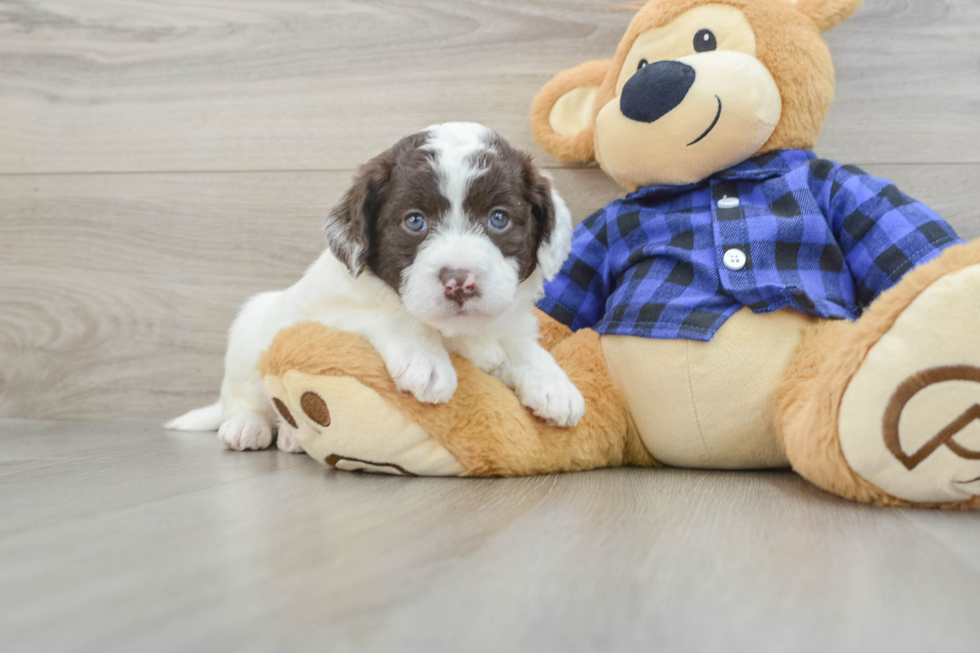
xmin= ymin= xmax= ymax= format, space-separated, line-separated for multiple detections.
xmin=2 ymin=419 xmax=979 ymax=653
xmin=1 ymin=0 xmax=978 ymax=174
xmin=1 ymin=165 xmax=977 ymax=422
xmin=904 ymin=510 xmax=980 ymax=574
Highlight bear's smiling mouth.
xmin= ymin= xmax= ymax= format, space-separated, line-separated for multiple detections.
xmin=687 ymin=95 xmax=722 ymax=146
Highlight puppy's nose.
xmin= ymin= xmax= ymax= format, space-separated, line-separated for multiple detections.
xmin=439 ymin=268 xmax=479 ymax=305
xmin=620 ymin=60 xmax=696 ymax=124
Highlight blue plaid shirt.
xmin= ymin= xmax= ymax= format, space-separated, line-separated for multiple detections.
xmin=538 ymin=150 xmax=962 ymax=341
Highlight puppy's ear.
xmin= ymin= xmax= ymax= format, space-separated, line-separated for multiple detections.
xmin=522 ymin=159 xmax=572 ymax=281
xmin=530 ymin=60 xmax=611 ymax=163
xmin=324 ymin=152 xmax=395 ymax=276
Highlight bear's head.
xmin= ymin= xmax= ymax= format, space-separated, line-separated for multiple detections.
xmin=531 ymin=0 xmax=863 ymax=190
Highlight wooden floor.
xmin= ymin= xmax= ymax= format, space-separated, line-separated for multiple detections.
xmin=2 ymin=419 xmax=979 ymax=652
xmin=3 ymin=1 xmax=980 ymax=650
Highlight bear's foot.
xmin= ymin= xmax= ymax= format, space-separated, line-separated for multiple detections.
xmin=778 ymin=242 xmax=980 ymax=508
xmin=839 ymin=263 xmax=980 ymax=504
xmin=265 ymin=369 xmax=464 ymax=477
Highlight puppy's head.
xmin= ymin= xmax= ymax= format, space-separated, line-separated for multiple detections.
xmin=325 ymin=122 xmax=572 ymax=334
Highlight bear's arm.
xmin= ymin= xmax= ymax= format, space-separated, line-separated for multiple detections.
xmin=537 ymin=207 xmax=615 ymax=331
xmin=818 ymin=162 xmax=963 ymax=307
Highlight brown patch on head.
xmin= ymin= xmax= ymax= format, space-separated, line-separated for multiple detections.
xmin=300 ymin=391 xmax=332 ymax=427
xmin=463 ymin=136 xmax=555 ymax=281
xmin=366 ymin=137 xmax=453 ymax=292
xmin=325 ymin=131 xmax=442 ymax=278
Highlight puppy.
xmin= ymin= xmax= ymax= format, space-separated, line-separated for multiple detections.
xmin=166 ymin=122 xmax=585 ymax=452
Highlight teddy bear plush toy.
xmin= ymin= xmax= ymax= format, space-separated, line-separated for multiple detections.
xmin=261 ymin=0 xmax=980 ymax=508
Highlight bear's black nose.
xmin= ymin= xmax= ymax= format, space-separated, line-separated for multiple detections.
xmin=620 ymin=60 xmax=696 ymax=124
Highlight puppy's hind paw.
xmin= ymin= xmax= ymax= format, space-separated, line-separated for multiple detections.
xmin=276 ymin=422 xmax=305 ymax=454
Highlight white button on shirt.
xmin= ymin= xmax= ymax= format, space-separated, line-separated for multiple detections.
xmin=717 ymin=196 xmax=741 ymax=209
xmin=723 ymin=248 xmax=747 ymax=270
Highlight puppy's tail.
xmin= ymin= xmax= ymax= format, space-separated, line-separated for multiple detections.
xmin=164 ymin=401 xmax=223 ymax=431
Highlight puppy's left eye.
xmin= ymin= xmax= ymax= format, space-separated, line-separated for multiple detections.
xmin=405 ymin=213 xmax=428 ymax=232
xmin=694 ymin=29 xmax=717 ymax=52
xmin=488 ymin=210 xmax=510 ymax=231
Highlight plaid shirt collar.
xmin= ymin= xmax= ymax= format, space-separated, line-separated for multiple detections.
xmin=537 ymin=149 xmax=961 ymax=341
xmin=626 ymin=150 xmax=819 ymax=201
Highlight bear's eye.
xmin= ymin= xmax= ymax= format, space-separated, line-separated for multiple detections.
xmin=694 ymin=29 xmax=717 ymax=52
xmin=636 ymin=58 xmax=649 ymax=72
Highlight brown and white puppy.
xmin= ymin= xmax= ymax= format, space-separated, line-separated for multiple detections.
xmin=166 ymin=123 xmax=584 ymax=452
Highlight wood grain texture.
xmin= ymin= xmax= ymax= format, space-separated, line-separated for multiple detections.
xmin=1 ymin=419 xmax=979 ymax=653
xmin=1 ymin=166 xmax=977 ymax=422
xmin=1 ymin=0 xmax=979 ymax=174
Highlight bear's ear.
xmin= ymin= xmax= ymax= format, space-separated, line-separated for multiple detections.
xmin=530 ymin=60 xmax=611 ymax=163
xmin=794 ymin=0 xmax=864 ymax=32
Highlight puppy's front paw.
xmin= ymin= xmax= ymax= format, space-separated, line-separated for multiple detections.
xmin=218 ymin=413 xmax=273 ymax=451
xmin=384 ymin=347 xmax=458 ymax=404
xmin=517 ymin=369 xmax=586 ymax=428
xmin=276 ymin=422 xmax=305 ymax=454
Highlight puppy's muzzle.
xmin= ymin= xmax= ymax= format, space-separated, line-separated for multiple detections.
xmin=620 ymin=60 xmax=696 ymax=124
xmin=439 ymin=268 xmax=480 ymax=305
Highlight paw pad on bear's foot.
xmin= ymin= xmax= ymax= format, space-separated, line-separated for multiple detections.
xmin=300 ymin=392 xmax=331 ymax=427
xmin=273 ymin=392 xmax=330 ymax=429
xmin=272 ymin=398 xmax=297 ymax=428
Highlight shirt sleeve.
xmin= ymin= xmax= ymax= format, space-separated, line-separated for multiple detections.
xmin=536 ymin=207 xmax=615 ymax=331
xmin=818 ymin=162 xmax=962 ymax=307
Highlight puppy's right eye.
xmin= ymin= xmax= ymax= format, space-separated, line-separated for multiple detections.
xmin=637 ymin=58 xmax=649 ymax=72
xmin=404 ymin=213 xmax=427 ymax=233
